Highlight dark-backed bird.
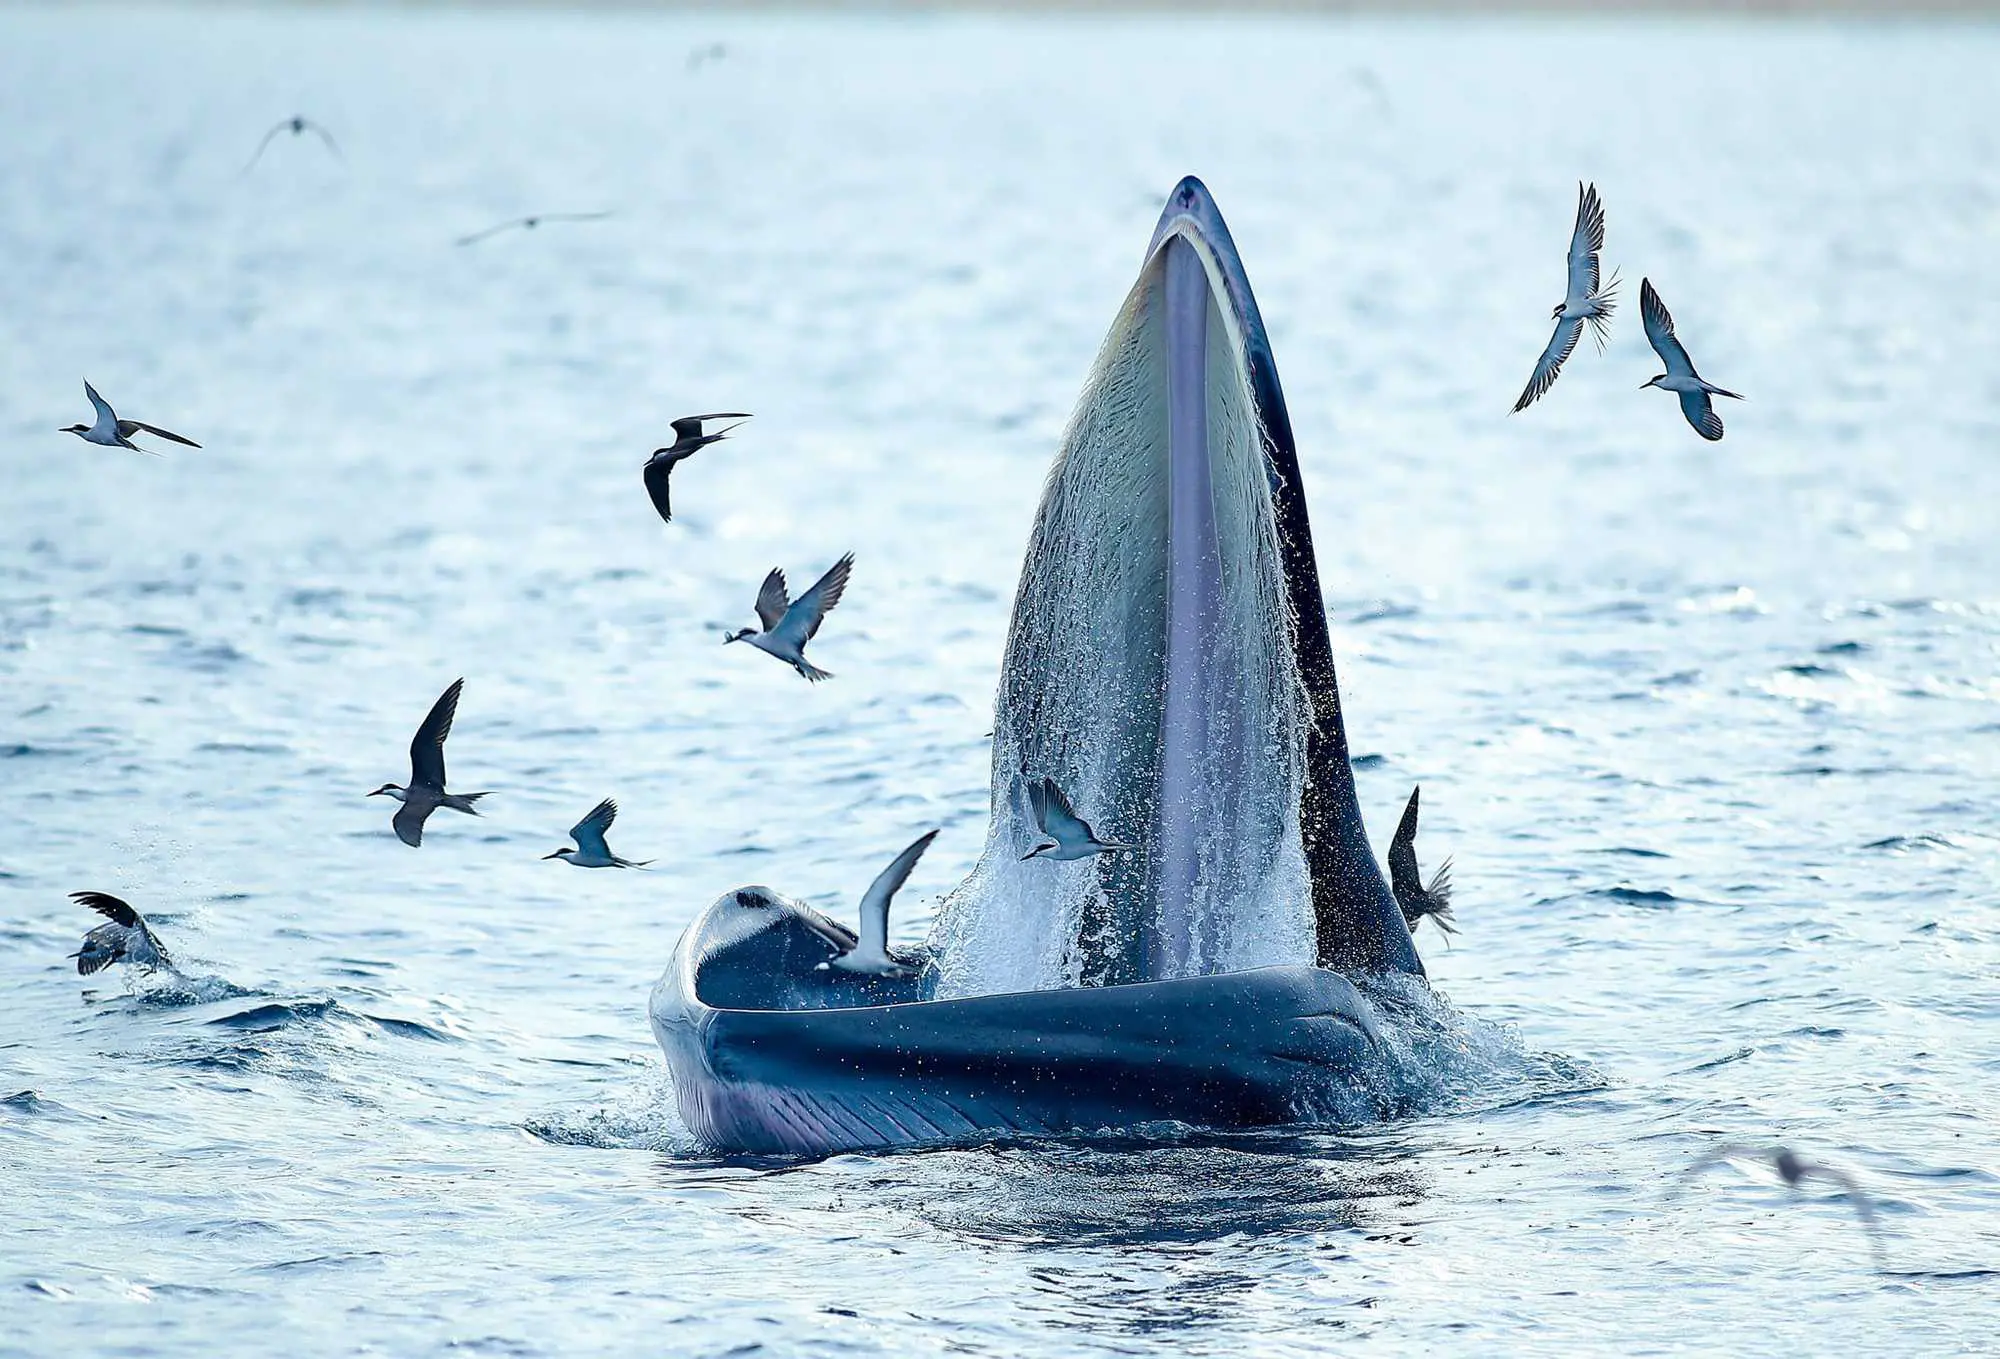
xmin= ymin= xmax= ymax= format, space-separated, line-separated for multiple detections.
xmin=1023 ymin=776 xmax=1128 ymax=861
xmin=643 ymin=413 xmax=751 ymax=525
xmin=244 ymin=116 xmax=342 ymax=172
xmin=1513 ymin=181 xmax=1619 ymax=413
xmin=1640 ymin=278 xmax=1743 ymax=441
xmin=725 ymin=553 xmax=853 ymax=682
xmin=826 ymin=830 xmax=939 ymax=977
xmin=70 ymin=892 xmax=172 ymax=976
xmin=61 ymin=381 xmax=200 ymax=454
xmin=455 ymin=212 xmax=612 ymax=247
xmin=544 ymin=798 xmax=651 ymax=868
xmin=1389 ymin=785 xmax=1456 ymax=938
xmin=368 ymin=678 xmax=490 ymax=847
xmin=1677 ymin=1143 xmax=1885 ymax=1268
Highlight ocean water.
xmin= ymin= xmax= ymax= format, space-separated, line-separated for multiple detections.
xmin=3 ymin=7 xmax=1998 ymax=1355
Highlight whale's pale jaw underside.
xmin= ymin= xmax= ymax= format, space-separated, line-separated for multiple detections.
xmin=929 ymin=177 xmax=1421 ymax=994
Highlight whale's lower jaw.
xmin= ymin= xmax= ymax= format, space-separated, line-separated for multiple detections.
xmin=651 ymin=953 xmax=1386 ymax=1157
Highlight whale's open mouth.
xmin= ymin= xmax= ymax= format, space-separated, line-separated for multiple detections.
xmin=929 ymin=178 xmax=1420 ymax=995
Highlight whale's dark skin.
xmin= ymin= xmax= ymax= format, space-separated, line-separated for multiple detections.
xmin=652 ymin=178 xmax=1426 ymax=1155
xmin=651 ymin=906 xmax=1386 ymax=1157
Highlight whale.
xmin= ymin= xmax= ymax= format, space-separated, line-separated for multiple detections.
xmin=651 ymin=176 xmax=1429 ymax=1156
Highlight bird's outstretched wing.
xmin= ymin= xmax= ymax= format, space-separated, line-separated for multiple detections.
xmin=1640 ymin=279 xmax=1695 ymax=377
xmin=120 ymin=420 xmax=201 ymax=449
xmin=303 ymin=120 xmax=342 ymax=159
xmin=242 ymin=122 xmax=289 ymax=173
xmin=1566 ymin=181 xmax=1606 ymax=304
xmin=776 ymin=553 xmax=853 ymax=645
xmin=409 ymin=678 xmax=464 ymax=790
xmin=753 ymin=569 xmax=790 ymax=633
xmin=571 ymin=798 xmax=618 ymax=856
xmin=642 ymin=456 xmax=677 ymax=524
xmin=72 ymin=891 xmax=140 ymax=928
xmin=855 ymin=830 xmax=938 ymax=956
xmin=1026 ymin=774 xmax=1050 ymax=833
xmin=1039 ymin=777 xmax=1094 ymax=840
xmin=1387 ymin=786 xmax=1423 ymax=902
xmin=1678 ymin=389 xmax=1725 ymax=441
xmin=669 ymin=413 xmax=751 ymax=442
xmin=84 ymin=381 xmax=115 ymax=427
xmin=455 ymin=212 xmax=611 ymax=247
xmin=393 ymin=799 xmax=432 ymax=848
xmin=1513 ymin=315 xmax=1584 ymax=413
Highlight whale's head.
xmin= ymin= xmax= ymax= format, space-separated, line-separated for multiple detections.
xmin=929 ymin=177 xmax=1420 ymax=996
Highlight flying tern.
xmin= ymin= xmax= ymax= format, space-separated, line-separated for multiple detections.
xmin=544 ymin=798 xmax=652 ymax=868
xmin=725 ymin=553 xmax=853 ymax=682
xmin=1640 ymin=278 xmax=1743 ymax=441
xmin=369 ymin=678 xmax=491 ymax=847
xmin=1513 ymin=182 xmax=1619 ymax=413
xmin=643 ymin=413 xmax=751 ymax=525
xmin=61 ymin=381 xmax=200 ymax=454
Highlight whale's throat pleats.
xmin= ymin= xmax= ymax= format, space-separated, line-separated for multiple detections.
xmin=928 ymin=234 xmax=1315 ymax=996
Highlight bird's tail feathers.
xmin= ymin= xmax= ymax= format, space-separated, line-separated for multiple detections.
xmin=1703 ymin=382 xmax=1746 ymax=400
xmin=1426 ymin=857 xmax=1453 ymax=911
xmin=796 ymin=659 xmax=833 ymax=683
xmin=444 ymin=791 xmax=491 ymax=814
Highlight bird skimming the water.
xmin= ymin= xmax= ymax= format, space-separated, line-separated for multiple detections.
xmin=643 ymin=413 xmax=751 ymax=525
xmin=369 ymin=678 xmax=490 ymax=847
xmin=544 ymin=798 xmax=651 ymax=868
xmin=62 ymin=382 xmax=200 ymax=454
xmin=1676 ymin=1143 xmax=1885 ymax=1268
xmin=1640 ymin=279 xmax=1743 ymax=441
xmin=826 ymin=830 xmax=939 ymax=977
xmin=1388 ymin=786 xmax=1455 ymax=938
xmin=70 ymin=892 xmax=172 ymax=976
xmin=1022 ymin=776 xmax=1128 ymax=861
xmin=244 ymin=116 xmax=342 ymax=172
xmin=725 ymin=553 xmax=853 ymax=682
xmin=1513 ymin=182 xmax=1619 ymax=413
xmin=455 ymin=212 xmax=613 ymax=247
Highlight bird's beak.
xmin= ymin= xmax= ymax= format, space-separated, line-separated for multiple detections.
xmin=542 ymin=850 xmax=565 ymax=859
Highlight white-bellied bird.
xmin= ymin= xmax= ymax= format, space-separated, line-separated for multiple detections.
xmin=725 ymin=553 xmax=853 ymax=682
xmin=61 ymin=381 xmax=200 ymax=454
xmin=826 ymin=830 xmax=939 ymax=977
xmin=1639 ymin=278 xmax=1743 ymax=440
xmin=544 ymin=798 xmax=651 ymax=868
xmin=1022 ymin=776 xmax=1128 ymax=861
xmin=1513 ymin=182 xmax=1619 ymax=413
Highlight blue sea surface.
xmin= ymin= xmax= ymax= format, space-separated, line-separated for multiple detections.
xmin=2 ymin=8 xmax=1997 ymax=1355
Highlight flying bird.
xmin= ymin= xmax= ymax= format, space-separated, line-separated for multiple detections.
xmin=643 ymin=413 xmax=751 ymax=525
xmin=243 ymin=116 xmax=342 ymax=172
xmin=543 ymin=798 xmax=651 ymax=868
xmin=70 ymin=892 xmax=172 ymax=976
xmin=1388 ymin=786 xmax=1456 ymax=938
xmin=1640 ymin=278 xmax=1743 ymax=440
xmin=826 ymin=830 xmax=939 ymax=977
xmin=1023 ymin=776 xmax=1128 ymax=861
xmin=1513 ymin=181 xmax=1619 ymax=413
xmin=725 ymin=553 xmax=853 ymax=682
xmin=455 ymin=212 xmax=612 ymax=247
xmin=1676 ymin=1143 xmax=1886 ymax=1268
xmin=687 ymin=42 xmax=729 ymax=72
xmin=368 ymin=678 xmax=491 ymax=847
xmin=61 ymin=381 xmax=201 ymax=454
